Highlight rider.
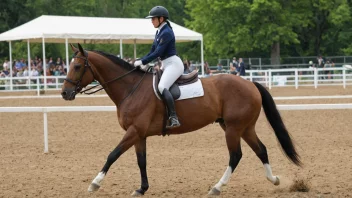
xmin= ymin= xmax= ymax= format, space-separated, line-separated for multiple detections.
xmin=134 ymin=6 xmax=183 ymax=129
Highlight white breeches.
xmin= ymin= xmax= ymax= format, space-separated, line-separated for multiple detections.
xmin=158 ymin=55 xmax=184 ymax=93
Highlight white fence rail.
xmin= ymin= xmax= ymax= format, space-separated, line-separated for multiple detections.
xmin=2 ymin=104 xmax=352 ymax=153
xmin=2 ymin=94 xmax=352 ymax=100
xmin=206 ymin=67 xmax=352 ymax=89
xmin=1 ymin=67 xmax=352 ymax=93
xmin=243 ymin=67 xmax=352 ymax=89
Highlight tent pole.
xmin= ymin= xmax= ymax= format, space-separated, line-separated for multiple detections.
xmin=42 ymin=37 xmax=46 ymax=90
xmin=65 ymin=38 xmax=69 ymax=73
xmin=201 ymin=38 xmax=204 ymax=76
xmin=134 ymin=39 xmax=137 ymax=59
xmin=27 ymin=39 xmax=31 ymax=75
xmin=120 ymin=39 xmax=123 ymax=59
xmin=9 ymin=41 xmax=13 ymax=90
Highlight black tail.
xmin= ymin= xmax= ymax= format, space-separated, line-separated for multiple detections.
xmin=253 ymin=82 xmax=302 ymax=166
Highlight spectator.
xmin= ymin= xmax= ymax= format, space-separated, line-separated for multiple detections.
xmin=1 ymin=66 xmax=10 ymax=77
xmin=317 ymin=56 xmax=325 ymax=79
xmin=216 ymin=63 xmax=223 ymax=71
xmin=229 ymin=62 xmax=237 ymax=75
xmin=324 ymin=60 xmax=333 ymax=79
xmin=15 ymin=59 xmax=22 ymax=70
xmin=37 ymin=58 xmax=43 ymax=69
xmin=317 ymin=56 xmax=325 ymax=68
xmin=22 ymin=67 xmax=29 ymax=77
xmin=232 ymin=57 xmax=239 ymax=71
xmin=30 ymin=59 xmax=35 ymax=68
xmin=16 ymin=68 xmax=23 ymax=77
xmin=58 ymin=65 xmax=66 ymax=76
xmin=3 ymin=59 xmax=9 ymax=68
xmin=56 ymin=57 xmax=63 ymax=67
xmin=204 ymin=61 xmax=212 ymax=77
xmin=30 ymin=67 xmax=39 ymax=84
xmin=30 ymin=67 xmax=39 ymax=77
xmin=54 ymin=66 xmax=61 ymax=76
xmin=48 ymin=57 xmax=54 ymax=68
xmin=237 ymin=58 xmax=246 ymax=76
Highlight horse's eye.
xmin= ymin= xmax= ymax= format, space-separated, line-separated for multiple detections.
xmin=74 ymin=64 xmax=81 ymax=71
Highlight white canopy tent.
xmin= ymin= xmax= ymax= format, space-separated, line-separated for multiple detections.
xmin=0 ymin=15 xmax=204 ymax=90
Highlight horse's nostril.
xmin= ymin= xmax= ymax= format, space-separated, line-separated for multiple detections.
xmin=61 ymin=91 xmax=67 ymax=96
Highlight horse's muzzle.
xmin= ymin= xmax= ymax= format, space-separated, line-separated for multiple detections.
xmin=61 ymin=90 xmax=76 ymax=101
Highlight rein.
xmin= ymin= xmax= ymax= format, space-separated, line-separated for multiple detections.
xmin=80 ymin=66 xmax=138 ymax=95
xmin=65 ymin=52 xmax=150 ymax=107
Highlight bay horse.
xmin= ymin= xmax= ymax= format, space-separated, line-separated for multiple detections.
xmin=61 ymin=44 xmax=301 ymax=196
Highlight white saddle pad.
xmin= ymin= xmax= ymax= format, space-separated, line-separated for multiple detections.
xmin=153 ymin=75 xmax=204 ymax=101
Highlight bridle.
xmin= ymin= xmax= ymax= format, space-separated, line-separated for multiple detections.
xmin=64 ymin=52 xmax=95 ymax=94
xmin=64 ymin=51 xmax=150 ymax=107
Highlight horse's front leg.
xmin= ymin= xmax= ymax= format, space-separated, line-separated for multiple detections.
xmin=131 ymin=138 xmax=149 ymax=197
xmin=88 ymin=126 xmax=140 ymax=192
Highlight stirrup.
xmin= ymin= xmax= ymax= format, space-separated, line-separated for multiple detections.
xmin=166 ymin=116 xmax=181 ymax=129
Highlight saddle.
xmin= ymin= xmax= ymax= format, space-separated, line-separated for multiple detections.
xmin=154 ymin=70 xmax=199 ymax=100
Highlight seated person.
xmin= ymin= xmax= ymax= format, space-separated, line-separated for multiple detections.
xmin=216 ymin=63 xmax=223 ymax=71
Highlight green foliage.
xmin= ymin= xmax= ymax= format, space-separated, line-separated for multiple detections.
xmin=1 ymin=0 xmax=352 ymax=65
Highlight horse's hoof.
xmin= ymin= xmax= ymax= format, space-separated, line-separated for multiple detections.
xmin=208 ymin=187 xmax=221 ymax=196
xmin=274 ymin=176 xmax=280 ymax=186
xmin=131 ymin=190 xmax=143 ymax=197
xmin=88 ymin=183 xmax=100 ymax=192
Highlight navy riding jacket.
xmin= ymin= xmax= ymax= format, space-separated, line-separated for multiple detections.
xmin=141 ymin=24 xmax=177 ymax=65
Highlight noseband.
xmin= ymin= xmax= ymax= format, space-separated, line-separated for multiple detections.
xmin=64 ymin=53 xmax=95 ymax=93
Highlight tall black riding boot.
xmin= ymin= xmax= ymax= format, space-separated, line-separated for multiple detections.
xmin=161 ymin=88 xmax=181 ymax=129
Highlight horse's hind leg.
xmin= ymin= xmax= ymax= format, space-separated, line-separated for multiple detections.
xmin=242 ymin=126 xmax=280 ymax=185
xmin=208 ymin=125 xmax=243 ymax=195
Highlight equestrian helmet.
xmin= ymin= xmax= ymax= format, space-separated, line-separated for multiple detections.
xmin=146 ymin=6 xmax=169 ymax=19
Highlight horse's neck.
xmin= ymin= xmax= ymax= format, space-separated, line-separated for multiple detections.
xmin=91 ymin=57 xmax=142 ymax=106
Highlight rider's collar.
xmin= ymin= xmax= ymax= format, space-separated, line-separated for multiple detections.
xmin=157 ymin=22 xmax=167 ymax=34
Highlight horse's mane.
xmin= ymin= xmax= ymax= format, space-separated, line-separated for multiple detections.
xmin=91 ymin=50 xmax=136 ymax=71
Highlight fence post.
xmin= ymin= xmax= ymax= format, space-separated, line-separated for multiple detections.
xmin=269 ymin=69 xmax=272 ymax=90
xmin=343 ymin=69 xmax=346 ymax=89
xmin=314 ymin=68 xmax=318 ymax=88
xmin=250 ymin=71 xmax=253 ymax=82
xmin=265 ymin=71 xmax=268 ymax=87
xmin=37 ymin=77 xmax=40 ymax=96
xmin=259 ymin=58 xmax=262 ymax=70
xmin=295 ymin=69 xmax=298 ymax=89
xmin=43 ymin=109 xmax=49 ymax=153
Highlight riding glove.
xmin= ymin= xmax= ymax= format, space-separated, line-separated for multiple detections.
xmin=134 ymin=60 xmax=142 ymax=67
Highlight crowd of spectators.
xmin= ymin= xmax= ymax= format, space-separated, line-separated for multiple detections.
xmin=0 ymin=56 xmax=67 ymax=84
xmin=2 ymin=54 xmax=335 ymax=83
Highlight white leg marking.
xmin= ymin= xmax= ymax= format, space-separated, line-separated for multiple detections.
xmin=213 ymin=166 xmax=233 ymax=192
xmin=88 ymin=172 xmax=105 ymax=192
xmin=264 ymin=163 xmax=279 ymax=185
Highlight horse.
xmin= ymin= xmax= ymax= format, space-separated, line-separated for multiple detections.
xmin=61 ymin=43 xmax=301 ymax=196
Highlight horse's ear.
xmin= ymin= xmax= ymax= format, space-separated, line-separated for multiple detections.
xmin=70 ymin=43 xmax=78 ymax=52
xmin=77 ymin=43 xmax=87 ymax=57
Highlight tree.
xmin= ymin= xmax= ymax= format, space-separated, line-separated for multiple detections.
xmin=186 ymin=0 xmax=311 ymax=65
xmin=295 ymin=0 xmax=352 ymax=56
